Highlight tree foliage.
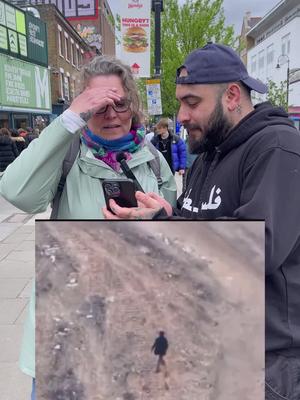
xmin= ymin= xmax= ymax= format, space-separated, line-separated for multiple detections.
xmin=266 ymin=79 xmax=288 ymax=111
xmin=158 ymin=0 xmax=236 ymax=116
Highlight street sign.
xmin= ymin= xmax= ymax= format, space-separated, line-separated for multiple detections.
xmin=12 ymin=0 xmax=99 ymax=20
xmin=8 ymin=29 xmax=18 ymax=53
xmin=0 ymin=1 xmax=48 ymax=67
xmin=146 ymin=78 xmax=162 ymax=115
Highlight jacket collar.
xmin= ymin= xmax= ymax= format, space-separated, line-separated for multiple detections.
xmin=77 ymin=142 xmax=155 ymax=178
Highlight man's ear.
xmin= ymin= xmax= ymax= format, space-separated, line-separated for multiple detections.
xmin=224 ymin=83 xmax=242 ymax=112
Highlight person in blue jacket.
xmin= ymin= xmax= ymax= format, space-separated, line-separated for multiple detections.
xmin=151 ymin=118 xmax=186 ymax=175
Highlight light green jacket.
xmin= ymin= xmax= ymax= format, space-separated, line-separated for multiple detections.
xmin=0 ymin=116 xmax=177 ymax=218
xmin=0 ymin=116 xmax=177 ymax=377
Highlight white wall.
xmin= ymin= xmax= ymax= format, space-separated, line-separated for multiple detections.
xmin=247 ymin=16 xmax=300 ymax=106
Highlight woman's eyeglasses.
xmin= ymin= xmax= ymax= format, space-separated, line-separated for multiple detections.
xmin=96 ymin=98 xmax=131 ymax=114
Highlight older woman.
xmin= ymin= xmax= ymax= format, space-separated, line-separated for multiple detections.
xmin=0 ymin=56 xmax=176 ymax=400
xmin=0 ymin=55 xmax=176 ymax=218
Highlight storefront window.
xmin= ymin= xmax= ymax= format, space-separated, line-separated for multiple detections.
xmin=33 ymin=115 xmax=49 ymax=131
xmin=0 ymin=113 xmax=9 ymax=128
xmin=292 ymin=119 xmax=300 ymax=131
xmin=12 ymin=114 xmax=29 ymax=129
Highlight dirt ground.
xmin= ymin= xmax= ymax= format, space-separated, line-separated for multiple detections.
xmin=35 ymin=221 xmax=264 ymax=400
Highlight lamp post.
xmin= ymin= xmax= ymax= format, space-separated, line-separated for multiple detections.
xmin=276 ymin=54 xmax=290 ymax=109
xmin=152 ymin=0 xmax=163 ymax=77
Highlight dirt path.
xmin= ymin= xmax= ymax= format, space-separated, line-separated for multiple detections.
xmin=35 ymin=221 xmax=264 ymax=400
xmin=139 ymin=221 xmax=265 ymax=400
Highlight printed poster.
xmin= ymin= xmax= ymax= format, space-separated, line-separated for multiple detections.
xmin=146 ymin=79 xmax=162 ymax=115
xmin=116 ymin=0 xmax=151 ymax=78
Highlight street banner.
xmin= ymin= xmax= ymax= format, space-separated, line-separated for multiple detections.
xmin=0 ymin=53 xmax=51 ymax=112
xmin=146 ymin=79 xmax=162 ymax=115
xmin=115 ymin=0 xmax=151 ymax=78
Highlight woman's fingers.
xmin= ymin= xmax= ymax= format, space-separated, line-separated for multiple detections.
xmin=135 ymin=191 xmax=172 ymax=216
xmin=69 ymin=87 xmax=122 ymax=116
xmin=135 ymin=191 xmax=162 ymax=209
xmin=107 ymin=198 xmax=161 ymax=220
xmin=103 ymin=194 xmax=170 ymax=220
xmin=147 ymin=192 xmax=173 ymax=216
xmin=102 ymin=207 xmax=120 ymax=220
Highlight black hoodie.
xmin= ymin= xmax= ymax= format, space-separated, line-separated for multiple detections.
xmin=177 ymin=102 xmax=300 ymax=353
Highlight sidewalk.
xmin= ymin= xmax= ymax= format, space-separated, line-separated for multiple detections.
xmin=0 ymin=197 xmax=50 ymax=400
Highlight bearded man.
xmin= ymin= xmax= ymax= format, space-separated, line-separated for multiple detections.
xmin=104 ymin=43 xmax=300 ymax=400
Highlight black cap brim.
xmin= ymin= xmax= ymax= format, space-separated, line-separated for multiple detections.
xmin=242 ymin=76 xmax=268 ymax=94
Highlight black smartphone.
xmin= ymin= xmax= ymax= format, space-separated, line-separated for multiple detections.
xmin=102 ymin=179 xmax=138 ymax=213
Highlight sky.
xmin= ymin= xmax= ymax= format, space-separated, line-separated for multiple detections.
xmin=107 ymin=0 xmax=280 ymax=36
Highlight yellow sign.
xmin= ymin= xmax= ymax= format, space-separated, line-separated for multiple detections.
xmin=16 ymin=10 xmax=26 ymax=34
xmin=146 ymin=79 xmax=160 ymax=85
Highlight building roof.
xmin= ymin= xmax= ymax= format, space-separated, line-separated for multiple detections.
xmin=246 ymin=0 xmax=299 ymax=38
xmin=248 ymin=17 xmax=262 ymax=29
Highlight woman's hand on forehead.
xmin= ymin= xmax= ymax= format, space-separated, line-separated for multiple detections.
xmin=69 ymin=86 xmax=122 ymax=122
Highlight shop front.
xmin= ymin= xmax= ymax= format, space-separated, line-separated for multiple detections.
xmin=0 ymin=53 xmax=51 ymax=129
xmin=289 ymin=106 xmax=300 ymax=131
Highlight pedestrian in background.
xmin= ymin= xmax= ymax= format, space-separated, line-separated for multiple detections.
xmin=0 ymin=127 xmax=19 ymax=172
xmin=151 ymin=117 xmax=186 ymax=175
xmin=145 ymin=124 xmax=156 ymax=142
xmin=182 ymin=135 xmax=198 ymax=192
xmin=26 ymin=128 xmax=39 ymax=144
xmin=105 ymin=43 xmax=300 ymax=400
xmin=10 ymin=129 xmax=27 ymax=155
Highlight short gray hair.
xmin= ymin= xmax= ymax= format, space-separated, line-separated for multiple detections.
xmin=78 ymin=55 xmax=142 ymax=127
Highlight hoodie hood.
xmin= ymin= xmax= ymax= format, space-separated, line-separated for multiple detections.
xmin=218 ymin=102 xmax=294 ymax=156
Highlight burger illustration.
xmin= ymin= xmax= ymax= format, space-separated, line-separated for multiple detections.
xmin=123 ymin=27 xmax=148 ymax=53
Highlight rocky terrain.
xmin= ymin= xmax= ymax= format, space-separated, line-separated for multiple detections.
xmin=35 ymin=221 xmax=264 ymax=400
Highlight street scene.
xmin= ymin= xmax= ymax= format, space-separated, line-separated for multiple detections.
xmin=0 ymin=0 xmax=300 ymax=400
xmin=35 ymin=221 xmax=264 ymax=400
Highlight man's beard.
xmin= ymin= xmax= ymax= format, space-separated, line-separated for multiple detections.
xmin=186 ymin=98 xmax=233 ymax=154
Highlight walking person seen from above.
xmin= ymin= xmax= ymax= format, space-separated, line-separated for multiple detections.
xmin=103 ymin=43 xmax=300 ymax=400
xmin=151 ymin=331 xmax=169 ymax=373
xmin=151 ymin=117 xmax=187 ymax=175
xmin=0 ymin=55 xmax=177 ymax=400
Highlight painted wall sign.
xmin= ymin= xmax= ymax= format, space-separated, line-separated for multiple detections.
xmin=75 ymin=23 xmax=101 ymax=50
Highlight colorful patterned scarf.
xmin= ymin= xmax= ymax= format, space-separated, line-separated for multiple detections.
xmin=80 ymin=126 xmax=145 ymax=171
